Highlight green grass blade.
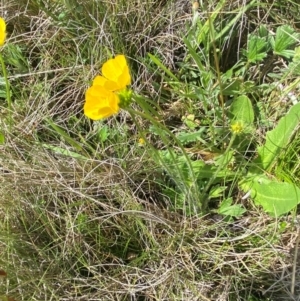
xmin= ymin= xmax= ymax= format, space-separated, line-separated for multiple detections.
xmin=45 ymin=118 xmax=84 ymax=152
xmin=148 ymin=53 xmax=179 ymax=82
xmin=213 ymin=0 xmax=257 ymax=43
xmin=41 ymin=143 xmax=88 ymax=160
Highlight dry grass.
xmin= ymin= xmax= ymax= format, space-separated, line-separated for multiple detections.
xmin=0 ymin=0 xmax=300 ymax=300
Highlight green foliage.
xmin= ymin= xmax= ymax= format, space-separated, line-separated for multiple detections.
xmin=244 ymin=34 xmax=269 ymax=63
xmin=97 ymin=124 xmax=110 ymax=143
xmin=271 ymin=25 xmax=300 ymax=59
xmin=217 ymin=197 xmax=246 ymax=218
xmin=238 ymin=103 xmax=300 ymax=216
xmin=159 ymin=19 xmax=300 ymax=217
xmin=229 ymin=95 xmax=254 ymax=124
xmin=254 ymin=103 xmax=300 ymax=171
xmin=3 ymin=44 xmax=28 ymax=73
xmin=287 ymin=46 xmax=300 ymax=75
xmin=241 ymin=174 xmax=300 ymax=216
xmin=176 ymin=129 xmax=206 ymax=144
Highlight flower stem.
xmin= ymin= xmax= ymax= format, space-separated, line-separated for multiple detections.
xmin=201 ymin=133 xmax=237 ymax=211
xmin=0 ymin=52 xmax=12 ymax=125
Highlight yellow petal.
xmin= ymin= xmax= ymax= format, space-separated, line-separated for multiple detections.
xmin=101 ymin=55 xmax=131 ymax=91
xmin=118 ymin=70 xmax=131 ymax=88
xmin=84 ymin=86 xmax=120 ymax=120
xmin=0 ymin=17 xmax=6 ymax=46
xmin=93 ymin=75 xmax=121 ymax=91
xmin=92 ymin=75 xmax=108 ymax=87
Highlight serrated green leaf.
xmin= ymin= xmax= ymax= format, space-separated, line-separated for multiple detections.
xmin=219 ymin=197 xmax=233 ymax=209
xmin=177 ymin=129 xmax=206 ymax=144
xmin=98 ymin=125 xmax=109 ymax=142
xmin=245 ymin=35 xmax=268 ymax=63
xmin=218 ymin=197 xmax=246 ymax=217
xmin=273 ymin=25 xmax=299 ymax=58
xmin=288 ymin=47 xmax=300 ymax=75
xmin=209 ymin=185 xmax=227 ymax=198
xmin=294 ymin=46 xmax=300 ymax=61
xmin=0 ymin=89 xmax=7 ymax=98
xmin=279 ymin=50 xmax=295 ymax=59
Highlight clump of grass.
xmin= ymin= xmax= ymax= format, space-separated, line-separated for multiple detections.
xmin=1 ymin=0 xmax=300 ymax=300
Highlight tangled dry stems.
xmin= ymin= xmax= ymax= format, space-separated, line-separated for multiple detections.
xmin=0 ymin=0 xmax=300 ymax=300
xmin=0 ymin=135 xmax=297 ymax=299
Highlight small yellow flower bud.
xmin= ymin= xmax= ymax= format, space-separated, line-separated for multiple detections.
xmin=230 ymin=121 xmax=244 ymax=134
xmin=138 ymin=138 xmax=146 ymax=146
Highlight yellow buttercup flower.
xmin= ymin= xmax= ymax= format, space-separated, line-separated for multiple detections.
xmin=84 ymin=85 xmax=120 ymax=120
xmin=84 ymin=54 xmax=132 ymax=120
xmin=0 ymin=17 xmax=6 ymax=46
xmin=92 ymin=55 xmax=131 ymax=91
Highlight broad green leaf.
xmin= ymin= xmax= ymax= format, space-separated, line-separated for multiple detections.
xmin=254 ymin=102 xmax=300 ymax=171
xmin=229 ymin=95 xmax=254 ymax=124
xmin=245 ymin=35 xmax=268 ymax=63
xmin=250 ymin=177 xmax=300 ymax=216
xmin=273 ymin=25 xmax=299 ymax=58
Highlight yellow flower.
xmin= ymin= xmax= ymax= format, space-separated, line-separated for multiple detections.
xmin=84 ymin=85 xmax=120 ymax=120
xmin=92 ymin=55 xmax=131 ymax=91
xmin=138 ymin=138 xmax=145 ymax=146
xmin=84 ymin=55 xmax=132 ymax=120
xmin=0 ymin=17 xmax=6 ymax=46
xmin=230 ymin=121 xmax=244 ymax=134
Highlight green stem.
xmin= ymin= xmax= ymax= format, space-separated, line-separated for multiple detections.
xmin=127 ymin=104 xmax=201 ymax=215
xmin=0 ymin=52 xmax=11 ymax=123
xmin=201 ymin=133 xmax=237 ymax=210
